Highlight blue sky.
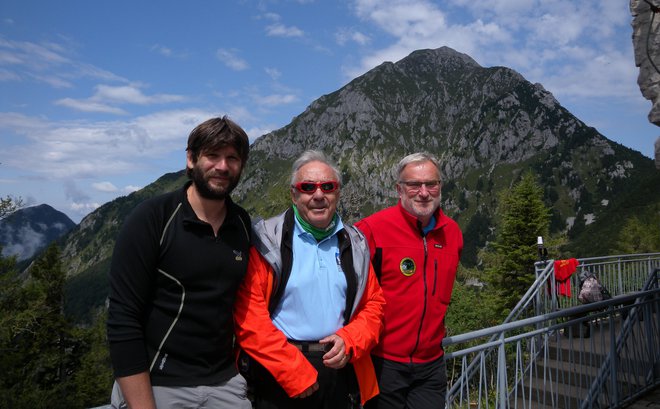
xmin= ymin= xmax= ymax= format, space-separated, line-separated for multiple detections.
xmin=0 ymin=0 xmax=656 ymax=223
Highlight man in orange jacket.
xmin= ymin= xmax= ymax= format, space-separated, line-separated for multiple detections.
xmin=234 ymin=150 xmax=386 ymax=409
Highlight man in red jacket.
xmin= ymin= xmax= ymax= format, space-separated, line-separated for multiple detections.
xmin=356 ymin=152 xmax=463 ymax=409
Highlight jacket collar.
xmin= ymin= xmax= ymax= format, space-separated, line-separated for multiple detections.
xmin=396 ymin=200 xmax=448 ymax=234
xmin=180 ymin=180 xmax=240 ymax=229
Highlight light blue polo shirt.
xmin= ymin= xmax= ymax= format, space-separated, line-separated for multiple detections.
xmin=271 ymin=216 xmax=348 ymax=341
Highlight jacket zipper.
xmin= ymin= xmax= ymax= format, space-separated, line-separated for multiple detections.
xmin=410 ymin=235 xmax=428 ymax=362
xmin=432 ymin=259 xmax=438 ymax=296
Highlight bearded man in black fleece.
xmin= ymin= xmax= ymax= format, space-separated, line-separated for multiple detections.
xmin=107 ymin=116 xmax=252 ymax=409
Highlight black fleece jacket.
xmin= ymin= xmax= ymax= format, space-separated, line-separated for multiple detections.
xmin=107 ymin=181 xmax=250 ymax=386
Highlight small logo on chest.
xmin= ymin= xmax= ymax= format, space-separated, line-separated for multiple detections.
xmin=400 ymin=257 xmax=416 ymax=276
xmin=233 ymin=250 xmax=243 ymax=261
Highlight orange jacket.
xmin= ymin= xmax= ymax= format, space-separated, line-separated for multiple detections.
xmin=234 ymin=220 xmax=385 ymax=405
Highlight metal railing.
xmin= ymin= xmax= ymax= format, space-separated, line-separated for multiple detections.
xmin=542 ymin=253 xmax=660 ymax=313
xmin=445 ymin=253 xmax=660 ymax=408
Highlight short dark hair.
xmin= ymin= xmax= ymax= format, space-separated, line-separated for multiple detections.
xmin=186 ymin=116 xmax=249 ymax=176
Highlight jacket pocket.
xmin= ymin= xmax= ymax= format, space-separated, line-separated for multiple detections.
xmin=434 ymin=251 xmax=459 ymax=304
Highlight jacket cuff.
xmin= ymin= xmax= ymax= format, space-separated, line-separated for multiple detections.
xmin=109 ymin=339 xmax=149 ymax=378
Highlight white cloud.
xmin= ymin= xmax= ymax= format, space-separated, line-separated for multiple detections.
xmin=123 ymin=185 xmax=142 ymax=193
xmin=529 ymin=11 xmax=583 ymax=46
xmin=345 ymin=0 xmax=456 ymax=77
xmin=0 ymin=224 xmax=46 ymax=261
xmin=64 ymin=180 xmax=90 ymax=203
xmin=0 ymin=68 xmax=21 ymax=81
xmin=54 ymin=84 xmax=186 ymax=114
xmin=0 ymin=108 xmax=217 ymax=180
xmin=0 ymin=36 xmax=126 ymax=86
xmin=260 ymin=13 xmax=281 ymax=22
xmin=31 ymin=73 xmax=73 ymax=88
xmin=258 ymin=94 xmax=298 ymax=107
xmin=76 ymin=62 xmax=126 ymax=83
xmin=70 ymin=201 xmax=101 ymax=214
xmin=336 ymin=28 xmax=371 ymax=46
xmin=354 ymin=0 xmax=447 ymax=38
xmin=0 ymin=112 xmax=55 ymax=132
xmin=266 ymin=23 xmax=305 ymax=38
xmin=246 ymin=126 xmax=273 ymax=143
xmin=149 ymin=45 xmax=188 ymax=59
xmin=151 ymin=44 xmax=172 ymax=57
xmin=55 ymin=98 xmax=127 ymax=114
xmin=92 ymin=181 xmax=118 ymax=192
xmin=93 ymin=84 xmax=185 ymax=105
xmin=216 ymin=48 xmax=249 ymax=71
xmin=265 ymin=67 xmax=282 ymax=80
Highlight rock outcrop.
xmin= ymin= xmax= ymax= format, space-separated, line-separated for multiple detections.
xmin=630 ymin=0 xmax=660 ymax=168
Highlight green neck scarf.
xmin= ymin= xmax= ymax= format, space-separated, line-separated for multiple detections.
xmin=292 ymin=205 xmax=338 ymax=241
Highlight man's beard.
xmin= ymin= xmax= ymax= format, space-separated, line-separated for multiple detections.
xmin=191 ymin=166 xmax=240 ymax=200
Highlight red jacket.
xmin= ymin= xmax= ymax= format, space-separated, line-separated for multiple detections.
xmin=553 ymin=258 xmax=579 ymax=297
xmin=233 ymin=228 xmax=385 ymax=404
xmin=356 ymin=202 xmax=463 ymax=363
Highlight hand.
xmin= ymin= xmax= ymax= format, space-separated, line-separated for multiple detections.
xmin=293 ymin=382 xmax=319 ymax=398
xmin=320 ymin=334 xmax=351 ymax=369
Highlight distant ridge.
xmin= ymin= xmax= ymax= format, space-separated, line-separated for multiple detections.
xmin=0 ymin=204 xmax=76 ymax=261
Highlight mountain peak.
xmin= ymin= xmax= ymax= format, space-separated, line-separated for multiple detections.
xmin=404 ymin=46 xmax=481 ymax=67
xmin=0 ymin=203 xmax=76 ymax=261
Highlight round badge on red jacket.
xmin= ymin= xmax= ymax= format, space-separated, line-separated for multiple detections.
xmin=400 ymin=257 xmax=416 ymax=276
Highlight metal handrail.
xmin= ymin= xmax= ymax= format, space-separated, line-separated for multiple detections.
xmin=445 ymin=287 xmax=659 ymax=408
xmin=581 ymin=268 xmax=659 ymax=409
xmin=446 ymin=253 xmax=660 ymax=407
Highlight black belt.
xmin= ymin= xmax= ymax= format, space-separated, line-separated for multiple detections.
xmin=288 ymin=340 xmax=330 ymax=353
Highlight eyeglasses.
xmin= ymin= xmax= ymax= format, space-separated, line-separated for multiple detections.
xmin=398 ymin=180 xmax=441 ymax=193
xmin=292 ymin=181 xmax=339 ymax=194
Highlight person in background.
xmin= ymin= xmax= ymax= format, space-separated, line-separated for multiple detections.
xmin=234 ymin=150 xmax=386 ymax=409
xmin=355 ymin=152 xmax=463 ymax=409
xmin=107 ymin=116 xmax=252 ymax=409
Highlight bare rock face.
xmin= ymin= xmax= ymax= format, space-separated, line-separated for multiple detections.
xmin=630 ymin=0 xmax=660 ymax=168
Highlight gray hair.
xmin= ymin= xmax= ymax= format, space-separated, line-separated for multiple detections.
xmin=396 ymin=152 xmax=442 ymax=182
xmin=290 ymin=150 xmax=342 ymax=185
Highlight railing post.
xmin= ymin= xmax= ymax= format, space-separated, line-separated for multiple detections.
xmin=617 ymin=257 xmax=623 ymax=295
xmin=497 ymin=334 xmax=508 ymax=409
xmin=609 ymin=306 xmax=619 ymax=406
xmin=535 ymin=262 xmax=544 ymax=317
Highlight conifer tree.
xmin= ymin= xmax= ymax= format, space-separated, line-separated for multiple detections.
xmin=0 ymin=244 xmax=76 ymax=408
xmin=0 ymin=195 xmax=23 ymax=219
xmin=483 ymin=172 xmax=550 ymax=314
xmin=615 ymin=212 xmax=660 ymax=254
xmin=0 ymin=196 xmax=113 ymax=407
xmin=71 ymin=308 xmax=113 ymax=407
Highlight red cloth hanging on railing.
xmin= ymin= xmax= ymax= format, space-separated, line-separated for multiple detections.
xmin=553 ymin=258 xmax=579 ymax=297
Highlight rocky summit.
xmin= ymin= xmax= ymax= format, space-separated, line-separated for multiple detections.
xmin=235 ymin=47 xmax=657 ymax=258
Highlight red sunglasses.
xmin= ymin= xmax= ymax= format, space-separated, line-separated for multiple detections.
xmin=292 ymin=181 xmax=339 ymax=194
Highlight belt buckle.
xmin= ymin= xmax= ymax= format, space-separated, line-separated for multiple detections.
xmin=291 ymin=340 xmax=328 ymax=353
